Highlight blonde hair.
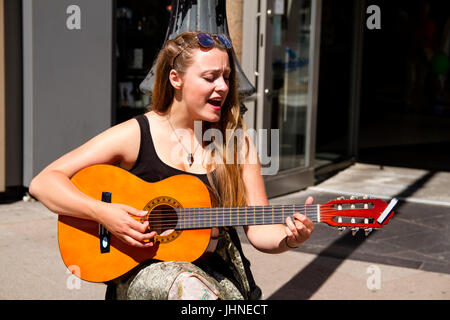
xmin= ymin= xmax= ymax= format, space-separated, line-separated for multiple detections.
xmin=150 ymin=31 xmax=248 ymax=207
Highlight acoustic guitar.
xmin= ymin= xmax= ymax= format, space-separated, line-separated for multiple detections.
xmin=58 ymin=164 xmax=397 ymax=282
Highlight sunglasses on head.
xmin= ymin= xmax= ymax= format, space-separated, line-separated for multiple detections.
xmin=171 ymin=33 xmax=233 ymax=68
xmin=197 ymin=32 xmax=233 ymax=49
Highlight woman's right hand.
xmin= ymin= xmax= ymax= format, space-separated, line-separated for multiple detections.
xmin=96 ymin=203 xmax=157 ymax=248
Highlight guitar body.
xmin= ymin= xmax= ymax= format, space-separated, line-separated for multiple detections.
xmin=58 ymin=165 xmax=213 ymax=283
xmin=58 ymin=165 xmax=397 ymax=283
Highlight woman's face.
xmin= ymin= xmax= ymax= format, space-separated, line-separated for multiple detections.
xmin=176 ymin=47 xmax=231 ymax=123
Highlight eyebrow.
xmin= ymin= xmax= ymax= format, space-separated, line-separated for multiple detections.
xmin=203 ymin=68 xmax=231 ymax=74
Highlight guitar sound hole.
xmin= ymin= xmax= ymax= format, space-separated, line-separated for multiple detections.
xmin=148 ymin=204 xmax=178 ymax=236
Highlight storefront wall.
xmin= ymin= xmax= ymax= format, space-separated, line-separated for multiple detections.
xmin=22 ymin=0 xmax=113 ymax=186
xmin=15 ymin=0 xmax=329 ymax=198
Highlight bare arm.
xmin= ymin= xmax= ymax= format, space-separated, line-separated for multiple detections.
xmin=241 ymin=135 xmax=314 ymax=253
xmin=29 ymin=118 xmax=156 ymax=248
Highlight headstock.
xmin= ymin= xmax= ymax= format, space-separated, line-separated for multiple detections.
xmin=320 ymin=196 xmax=398 ymax=236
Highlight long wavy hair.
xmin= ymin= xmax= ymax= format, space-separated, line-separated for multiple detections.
xmin=149 ymin=31 xmax=248 ymax=207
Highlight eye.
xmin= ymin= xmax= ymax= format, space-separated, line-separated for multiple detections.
xmin=203 ymin=76 xmax=215 ymax=82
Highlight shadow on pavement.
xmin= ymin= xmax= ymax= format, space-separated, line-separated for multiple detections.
xmin=268 ymin=170 xmax=437 ymax=299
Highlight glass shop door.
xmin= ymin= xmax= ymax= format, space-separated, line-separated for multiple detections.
xmin=256 ymin=0 xmax=322 ymax=197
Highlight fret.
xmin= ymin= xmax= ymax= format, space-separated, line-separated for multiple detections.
xmin=272 ymin=206 xmax=275 ymax=224
xmin=188 ymin=208 xmax=191 ymax=229
xmin=245 ymin=206 xmax=247 ymax=225
xmin=201 ymin=208 xmax=204 ymax=228
xmin=193 ymin=208 xmax=196 ymax=228
xmin=253 ymin=206 xmax=255 ymax=226
xmin=229 ymin=206 xmax=232 ymax=227
xmin=262 ymin=206 xmax=264 ymax=225
xmin=237 ymin=204 xmax=239 ymax=228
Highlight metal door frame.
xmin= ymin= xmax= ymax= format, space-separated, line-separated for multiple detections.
xmin=243 ymin=0 xmax=322 ymax=198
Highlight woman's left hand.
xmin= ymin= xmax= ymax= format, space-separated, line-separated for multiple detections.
xmin=284 ymin=196 xmax=315 ymax=248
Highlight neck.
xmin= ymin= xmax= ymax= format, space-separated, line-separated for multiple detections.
xmin=167 ymin=102 xmax=198 ymax=132
xmin=173 ymin=204 xmax=321 ymax=230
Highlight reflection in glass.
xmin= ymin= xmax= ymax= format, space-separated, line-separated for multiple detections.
xmin=271 ymin=0 xmax=311 ymax=171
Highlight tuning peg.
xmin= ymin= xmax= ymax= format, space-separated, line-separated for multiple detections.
xmin=351 ymin=217 xmax=359 ymax=236
xmin=337 ymin=226 xmax=346 ymax=234
xmin=363 ymin=195 xmax=369 ymax=199
xmin=364 ymin=228 xmax=373 ymax=236
xmin=350 ymin=195 xmax=356 ymax=200
xmin=337 ymin=217 xmax=344 ymax=234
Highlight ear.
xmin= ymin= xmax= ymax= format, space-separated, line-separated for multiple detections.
xmin=169 ymin=69 xmax=183 ymax=90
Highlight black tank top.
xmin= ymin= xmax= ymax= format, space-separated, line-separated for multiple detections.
xmin=129 ymin=114 xmax=211 ymax=187
xmin=126 ymin=114 xmax=261 ymax=300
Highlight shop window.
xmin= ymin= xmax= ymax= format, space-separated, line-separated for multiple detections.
xmin=114 ymin=0 xmax=171 ymax=124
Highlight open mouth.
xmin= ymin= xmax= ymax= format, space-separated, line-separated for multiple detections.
xmin=207 ymin=99 xmax=222 ymax=109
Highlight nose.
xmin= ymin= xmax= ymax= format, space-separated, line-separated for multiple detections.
xmin=215 ymin=76 xmax=229 ymax=93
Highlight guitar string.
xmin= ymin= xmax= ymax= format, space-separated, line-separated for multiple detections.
xmin=145 ymin=218 xmax=375 ymax=230
xmin=141 ymin=207 xmax=347 ymax=219
xmin=141 ymin=210 xmax=373 ymax=228
xmin=141 ymin=209 xmax=356 ymax=221
xmin=143 ymin=211 xmax=366 ymax=223
xmin=137 ymin=204 xmax=370 ymax=214
xmin=146 ymin=219 xmax=375 ymax=230
xmin=140 ymin=205 xmax=340 ymax=216
xmin=141 ymin=209 xmax=376 ymax=228
xmin=147 ymin=208 xmax=337 ymax=214
xmin=140 ymin=210 xmax=341 ymax=222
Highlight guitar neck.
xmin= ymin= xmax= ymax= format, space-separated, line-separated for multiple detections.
xmin=174 ymin=204 xmax=321 ymax=230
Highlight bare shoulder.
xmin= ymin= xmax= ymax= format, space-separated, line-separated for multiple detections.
xmin=109 ymin=116 xmax=142 ymax=169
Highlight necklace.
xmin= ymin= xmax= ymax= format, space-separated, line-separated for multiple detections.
xmin=167 ymin=116 xmax=201 ymax=167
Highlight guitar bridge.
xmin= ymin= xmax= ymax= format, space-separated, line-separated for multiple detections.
xmin=99 ymin=192 xmax=111 ymax=253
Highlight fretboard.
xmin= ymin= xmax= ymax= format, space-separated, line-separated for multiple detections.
xmin=174 ymin=204 xmax=320 ymax=230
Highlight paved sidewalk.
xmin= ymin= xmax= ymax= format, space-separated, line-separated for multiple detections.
xmin=0 ymin=163 xmax=449 ymax=300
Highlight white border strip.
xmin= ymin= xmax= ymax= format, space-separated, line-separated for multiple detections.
xmin=377 ymin=198 xmax=398 ymax=224
xmin=308 ymin=186 xmax=450 ymax=208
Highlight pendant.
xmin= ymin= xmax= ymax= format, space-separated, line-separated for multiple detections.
xmin=187 ymin=153 xmax=194 ymax=167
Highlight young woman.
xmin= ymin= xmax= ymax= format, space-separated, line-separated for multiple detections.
xmin=29 ymin=31 xmax=314 ymax=300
